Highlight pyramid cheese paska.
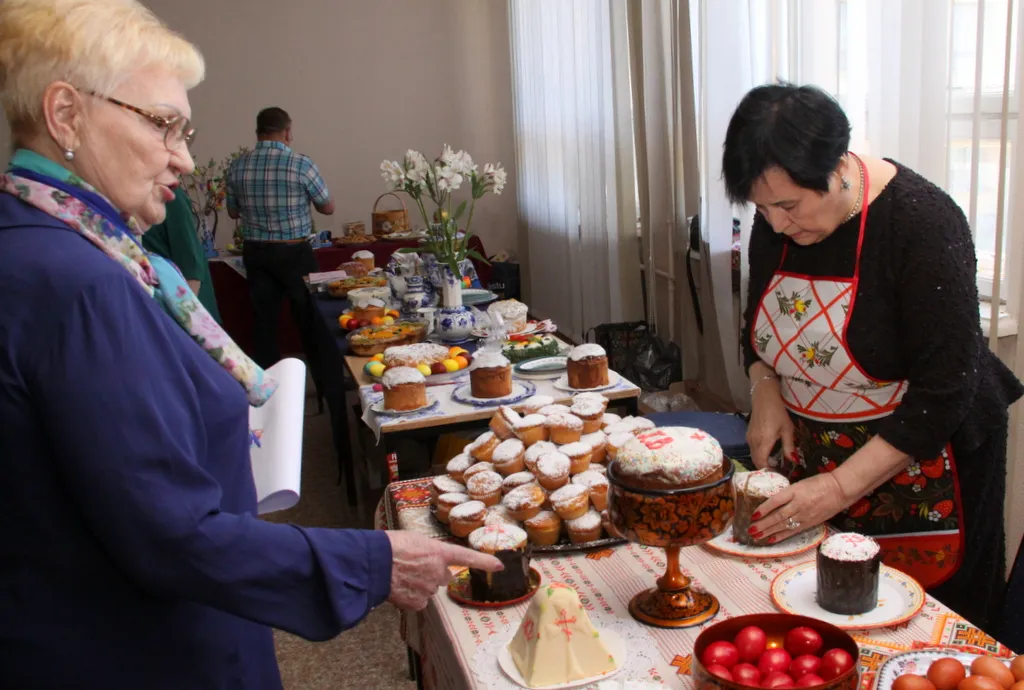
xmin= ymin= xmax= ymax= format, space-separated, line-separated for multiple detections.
xmin=508 ymin=582 xmax=617 ymax=687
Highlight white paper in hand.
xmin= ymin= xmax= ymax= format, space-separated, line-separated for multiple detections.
xmin=248 ymin=358 xmax=306 ymax=514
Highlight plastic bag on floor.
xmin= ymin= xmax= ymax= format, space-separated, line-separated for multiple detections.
xmin=639 ymin=389 xmax=700 ymax=413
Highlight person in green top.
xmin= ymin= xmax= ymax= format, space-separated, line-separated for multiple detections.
xmin=142 ymin=187 xmax=222 ymax=323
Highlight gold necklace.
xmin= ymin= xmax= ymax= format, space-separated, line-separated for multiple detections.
xmin=842 ymin=155 xmax=865 ymax=224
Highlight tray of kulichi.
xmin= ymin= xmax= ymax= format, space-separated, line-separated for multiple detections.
xmin=425 ymin=388 xmax=648 ymax=553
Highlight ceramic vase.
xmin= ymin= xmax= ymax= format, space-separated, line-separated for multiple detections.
xmin=436 ymin=305 xmax=476 ymax=343
xmin=440 ymin=265 xmax=464 ymax=308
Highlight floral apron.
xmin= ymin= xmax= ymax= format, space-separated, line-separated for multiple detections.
xmin=749 ymin=155 xmax=963 ymax=589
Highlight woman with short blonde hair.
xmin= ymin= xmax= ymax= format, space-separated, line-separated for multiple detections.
xmin=0 ymin=2 xmax=498 ymax=688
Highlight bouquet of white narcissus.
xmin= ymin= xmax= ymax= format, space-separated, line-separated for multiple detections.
xmin=380 ymin=145 xmax=506 ymax=277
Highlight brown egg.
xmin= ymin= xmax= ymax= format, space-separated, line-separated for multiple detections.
xmin=1010 ymin=657 xmax=1024 ymax=683
xmin=960 ymin=674 xmax=1008 ymax=690
xmin=971 ymin=657 xmax=1016 ymax=690
xmin=895 ymin=675 xmax=939 ymax=690
xmin=929 ymin=658 xmax=968 ymax=690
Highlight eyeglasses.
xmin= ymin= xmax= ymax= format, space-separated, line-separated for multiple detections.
xmin=90 ymin=93 xmax=196 ymax=150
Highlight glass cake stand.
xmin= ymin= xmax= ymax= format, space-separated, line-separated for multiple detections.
xmin=606 ymin=459 xmax=735 ymax=628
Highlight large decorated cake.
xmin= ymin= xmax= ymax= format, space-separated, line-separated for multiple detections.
xmin=508 ymin=582 xmax=617 ymax=687
xmin=612 ymin=427 xmax=724 ymax=491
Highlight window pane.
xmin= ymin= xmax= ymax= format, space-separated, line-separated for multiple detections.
xmin=950 ymin=0 xmax=1019 ymax=96
xmin=947 ymin=137 xmax=1012 ymax=282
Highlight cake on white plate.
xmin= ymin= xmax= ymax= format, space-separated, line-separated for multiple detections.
xmin=508 ymin=582 xmax=617 ymax=687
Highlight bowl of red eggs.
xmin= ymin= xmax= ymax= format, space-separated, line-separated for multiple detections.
xmin=693 ymin=613 xmax=860 ymax=690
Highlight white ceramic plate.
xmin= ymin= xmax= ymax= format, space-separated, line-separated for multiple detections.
xmin=874 ymin=650 xmax=1013 ymax=690
xmin=553 ymin=370 xmax=621 ymax=393
xmin=369 ymin=394 xmax=439 ymax=417
xmin=451 ymin=380 xmax=537 ymax=408
xmin=705 ymin=523 xmax=827 ymax=559
xmin=462 ymin=289 xmax=500 ymax=306
xmin=497 ymin=628 xmax=626 ymax=690
xmin=512 ymin=356 xmax=569 ymax=379
xmin=770 ymin=561 xmax=925 ymax=630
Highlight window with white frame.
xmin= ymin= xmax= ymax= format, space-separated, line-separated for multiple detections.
xmin=836 ymin=0 xmax=1020 ymax=300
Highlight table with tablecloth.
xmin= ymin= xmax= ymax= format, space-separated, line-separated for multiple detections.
xmin=377 ymin=476 xmax=1016 ymax=690
xmin=208 ymin=237 xmax=490 ymax=358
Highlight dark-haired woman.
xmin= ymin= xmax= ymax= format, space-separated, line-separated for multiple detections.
xmin=729 ymin=83 xmax=1022 ymax=628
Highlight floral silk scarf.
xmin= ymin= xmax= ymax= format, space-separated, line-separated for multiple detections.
xmin=0 ymin=170 xmax=277 ymax=407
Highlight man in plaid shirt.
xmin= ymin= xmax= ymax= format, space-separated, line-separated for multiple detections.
xmin=227 ymin=107 xmax=334 ymax=368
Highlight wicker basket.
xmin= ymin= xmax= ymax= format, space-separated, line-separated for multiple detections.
xmin=371 ymin=193 xmax=409 ymax=236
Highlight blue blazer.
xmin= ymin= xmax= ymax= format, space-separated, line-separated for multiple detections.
xmin=0 ymin=192 xmax=392 ymax=689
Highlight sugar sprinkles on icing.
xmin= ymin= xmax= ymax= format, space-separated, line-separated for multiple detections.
xmin=382 ymin=366 xmax=426 ymax=388
xmin=467 ymin=471 xmax=503 ymax=494
xmin=820 ymin=532 xmax=880 ymax=561
xmin=735 ymin=469 xmax=790 ymax=498
xmin=536 ymin=452 xmax=571 ymax=477
xmin=432 ymin=475 xmax=466 ymax=493
xmin=493 ymin=439 xmax=525 ymax=462
xmin=468 ymin=523 xmax=527 ymax=551
xmin=466 ymin=431 xmax=496 ymax=451
xmin=513 ymin=413 xmax=546 ymax=429
xmin=545 ymin=412 xmax=583 ymax=430
xmin=568 ymin=344 xmax=606 ymax=361
xmin=566 ymin=509 xmax=602 ymax=530
xmin=473 ymin=352 xmax=511 ymax=369
xmin=519 ymin=394 xmax=555 ymax=412
xmin=615 ymin=426 xmax=723 ymax=483
xmin=571 ymin=470 xmax=609 ymax=488
xmin=549 ymin=483 xmax=588 ymax=506
xmin=449 ymin=500 xmax=487 ymax=519
xmin=525 ymin=441 xmax=558 ymax=465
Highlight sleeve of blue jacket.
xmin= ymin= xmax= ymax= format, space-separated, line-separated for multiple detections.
xmin=31 ymin=273 xmax=392 ymax=641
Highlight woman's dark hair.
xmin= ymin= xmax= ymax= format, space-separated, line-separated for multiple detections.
xmin=722 ymin=83 xmax=851 ymax=203
xmin=256 ymin=107 xmax=291 ymax=135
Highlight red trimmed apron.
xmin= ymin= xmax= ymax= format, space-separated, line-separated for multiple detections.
xmin=749 ymin=155 xmax=963 ymax=589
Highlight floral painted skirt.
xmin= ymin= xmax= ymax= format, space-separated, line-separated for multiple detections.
xmin=780 ymin=413 xmax=1007 ymax=630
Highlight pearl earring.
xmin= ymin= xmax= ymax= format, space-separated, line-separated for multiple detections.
xmin=63 ymin=149 xmax=75 ymax=161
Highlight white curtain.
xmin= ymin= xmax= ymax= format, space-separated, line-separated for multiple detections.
xmin=508 ymin=0 xmax=644 ymax=344
xmin=627 ymin=0 xmax=702 ymax=377
xmin=690 ymin=0 xmax=1020 ymax=411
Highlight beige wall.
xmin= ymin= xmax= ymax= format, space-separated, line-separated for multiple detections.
xmin=0 ymin=0 xmax=519 ymax=255
xmin=149 ymin=0 xmax=518 ymax=254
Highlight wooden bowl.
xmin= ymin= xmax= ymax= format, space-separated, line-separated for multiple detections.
xmin=607 ymin=457 xmax=735 ymax=548
xmin=605 ymin=458 xmax=735 ymax=628
xmin=692 ymin=613 xmax=860 ymax=690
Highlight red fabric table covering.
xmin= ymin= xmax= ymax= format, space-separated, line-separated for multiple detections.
xmin=209 ymin=237 xmax=490 ymax=358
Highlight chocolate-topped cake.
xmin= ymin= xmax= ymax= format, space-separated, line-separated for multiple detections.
xmin=467 ymin=523 xmax=532 ymax=601
xmin=817 ymin=532 xmax=881 ymax=615
xmin=733 ymin=469 xmax=790 ymax=546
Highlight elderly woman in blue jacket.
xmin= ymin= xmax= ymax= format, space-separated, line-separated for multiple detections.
xmin=0 ymin=2 xmax=499 ymax=688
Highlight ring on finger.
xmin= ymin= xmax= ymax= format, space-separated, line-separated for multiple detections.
xmin=785 ymin=516 xmax=801 ymax=530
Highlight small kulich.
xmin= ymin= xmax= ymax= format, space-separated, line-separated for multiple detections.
xmin=816 ymin=532 xmax=881 ymax=615
xmin=467 ymin=523 xmax=532 ymax=602
xmin=567 ymin=344 xmax=609 ymax=389
xmin=470 ymin=352 xmax=513 ymax=399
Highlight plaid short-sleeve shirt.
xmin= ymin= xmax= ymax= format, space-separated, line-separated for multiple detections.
xmin=226 ymin=141 xmax=331 ymax=241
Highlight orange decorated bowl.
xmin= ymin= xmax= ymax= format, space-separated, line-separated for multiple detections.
xmin=692 ymin=613 xmax=860 ymax=690
xmin=606 ymin=457 xmax=735 ymax=548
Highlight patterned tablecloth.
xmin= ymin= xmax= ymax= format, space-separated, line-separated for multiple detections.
xmin=359 ymin=372 xmax=641 ymax=442
xmin=377 ymin=477 xmax=1014 ymax=690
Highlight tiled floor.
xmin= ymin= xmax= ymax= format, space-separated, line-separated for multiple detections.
xmin=263 ymin=388 xmax=416 ymax=690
